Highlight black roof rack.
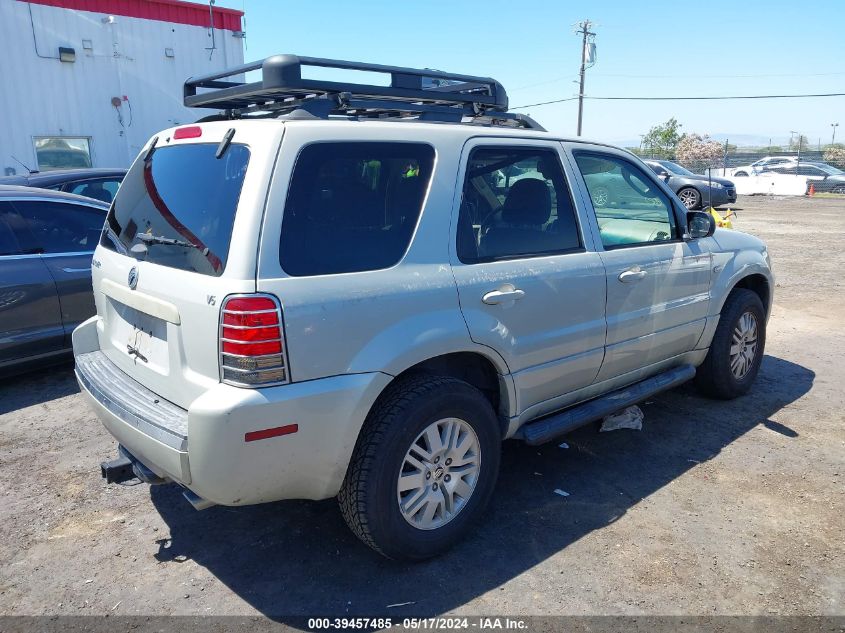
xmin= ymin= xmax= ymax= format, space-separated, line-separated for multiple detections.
xmin=184 ymin=54 xmax=545 ymax=130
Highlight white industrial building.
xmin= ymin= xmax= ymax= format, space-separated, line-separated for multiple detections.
xmin=0 ymin=0 xmax=245 ymax=175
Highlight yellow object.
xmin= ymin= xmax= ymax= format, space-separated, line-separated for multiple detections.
xmin=706 ymin=207 xmax=734 ymax=229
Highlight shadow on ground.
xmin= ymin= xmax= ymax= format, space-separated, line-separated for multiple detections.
xmin=146 ymin=355 xmax=812 ymax=622
xmin=0 ymin=361 xmax=77 ymax=415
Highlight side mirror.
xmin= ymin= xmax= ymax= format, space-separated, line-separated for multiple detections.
xmin=658 ymin=172 xmax=671 ymax=182
xmin=686 ymin=211 xmax=716 ymax=239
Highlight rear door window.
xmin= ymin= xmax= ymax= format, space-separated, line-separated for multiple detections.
xmin=456 ymin=147 xmax=582 ymax=263
xmin=0 ymin=202 xmax=22 ymax=256
xmin=68 ymin=179 xmax=121 ymax=204
xmin=279 ymin=142 xmax=434 ymax=276
xmin=11 ymin=200 xmax=105 ymax=254
xmin=100 ymin=143 xmax=249 ymax=276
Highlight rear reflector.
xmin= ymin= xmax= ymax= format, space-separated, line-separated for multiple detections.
xmin=219 ymin=294 xmax=289 ymax=387
xmin=245 ymin=424 xmax=298 ymax=442
xmin=173 ymin=125 xmax=202 ymax=139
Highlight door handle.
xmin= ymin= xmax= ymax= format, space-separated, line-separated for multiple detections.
xmin=61 ymin=267 xmax=92 ymax=273
xmin=482 ymin=289 xmax=525 ymax=305
xmin=618 ymin=268 xmax=647 ymax=283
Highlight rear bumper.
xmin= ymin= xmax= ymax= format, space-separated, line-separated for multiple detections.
xmin=73 ymin=317 xmax=392 ymax=505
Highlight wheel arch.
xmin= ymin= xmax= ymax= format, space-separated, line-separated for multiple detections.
xmin=731 ymin=273 xmax=771 ymax=317
xmin=368 ymin=351 xmax=514 ymax=439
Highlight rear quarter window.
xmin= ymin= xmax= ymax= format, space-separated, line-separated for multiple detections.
xmin=279 ymin=142 xmax=435 ymax=276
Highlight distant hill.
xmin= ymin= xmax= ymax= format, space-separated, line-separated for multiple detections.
xmin=610 ymin=133 xmax=793 ymax=149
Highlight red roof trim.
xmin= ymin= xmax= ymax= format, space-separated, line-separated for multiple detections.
xmin=20 ymin=0 xmax=244 ymax=31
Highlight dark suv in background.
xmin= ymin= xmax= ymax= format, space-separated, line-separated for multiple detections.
xmin=0 ymin=186 xmax=108 ymax=376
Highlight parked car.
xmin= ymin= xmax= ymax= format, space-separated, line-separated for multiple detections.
xmin=0 ymin=186 xmax=108 ymax=376
xmin=74 ymin=55 xmax=773 ymax=560
xmin=761 ymin=161 xmax=845 ymax=193
xmin=730 ymin=156 xmax=796 ymax=177
xmin=644 ymin=160 xmax=737 ymax=209
xmin=0 ymin=168 xmax=126 ymax=204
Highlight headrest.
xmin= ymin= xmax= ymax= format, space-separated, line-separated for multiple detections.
xmin=502 ymin=178 xmax=551 ymax=225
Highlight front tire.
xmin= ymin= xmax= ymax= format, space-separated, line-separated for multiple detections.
xmin=696 ymin=288 xmax=766 ymax=399
xmin=591 ymin=186 xmax=611 ymax=207
xmin=339 ymin=375 xmax=501 ymax=560
xmin=678 ymin=187 xmax=702 ymax=210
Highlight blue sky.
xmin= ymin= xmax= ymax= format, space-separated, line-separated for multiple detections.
xmin=216 ymin=0 xmax=845 ymax=147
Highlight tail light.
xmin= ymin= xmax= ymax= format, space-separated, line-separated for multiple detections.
xmin=219 ymin=294 xmax=289 ymax=387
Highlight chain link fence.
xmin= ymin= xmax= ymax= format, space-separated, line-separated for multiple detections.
xmin=634 ymin=150 xmax=845 ymax=177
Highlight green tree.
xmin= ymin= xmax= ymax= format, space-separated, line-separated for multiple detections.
xmin=760 ymin=145 xmax=783 ymax=153
xmin=641 ymin=118 xmax=683 ymax=159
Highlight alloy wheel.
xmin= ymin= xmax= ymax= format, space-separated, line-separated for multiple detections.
xmin=679 ymin=188 xmax=699 ymax=209
xmin=592 ymin=187 xmax=610 ymax=206
xmin=730 ymin=311 xmax=758 ymax=380
xmin=396 ymin=417 xmax=481 ymax=530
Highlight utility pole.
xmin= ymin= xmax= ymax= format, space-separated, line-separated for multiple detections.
xmin=790 ymin=131 xmax=802 ymax=174
xmin=576 ymin=20 xmax=595 ymax=137
xmin=833 ymin=123 xmax=840 ymax=146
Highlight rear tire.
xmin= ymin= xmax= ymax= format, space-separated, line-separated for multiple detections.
xmin=733 ymin=171 xmax=748 ymax=177
xmin=338 ymin=375 xmax=501 ymax=560
xmin=696 ymin=288 xmax=766 ymax=399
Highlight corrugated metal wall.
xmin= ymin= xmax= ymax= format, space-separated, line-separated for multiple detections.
xmin=0 ymin=0 xmax=244 ymax=173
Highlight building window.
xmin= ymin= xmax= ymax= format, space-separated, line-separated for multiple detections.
xmin=33 ymin=137 xmax=92 ymax=171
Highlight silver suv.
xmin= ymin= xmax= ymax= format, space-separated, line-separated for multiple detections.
xmin=73 ymin=55 xmax=773 ymax=560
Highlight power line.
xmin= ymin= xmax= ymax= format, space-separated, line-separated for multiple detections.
xmin=591 ymin=70 xmax=845 ymax=79
xmin=509 ymin=70 xmax=845 ymax=92
xmin=590 ymin=92 xmax=845 ymax=101
xmin=514 ymin=97 xmax=580 ymax=108
xmin=513 ymin=92 xmax=845 ymax=109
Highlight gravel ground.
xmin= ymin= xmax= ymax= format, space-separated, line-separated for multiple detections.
xmin=0 ymin=195 xmax=843 ymax=623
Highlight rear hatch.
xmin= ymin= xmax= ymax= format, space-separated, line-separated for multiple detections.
xmin=91 ymin=121 xmax=284 ymax=409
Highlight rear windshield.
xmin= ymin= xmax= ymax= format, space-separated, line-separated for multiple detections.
xmin=100 ymin=143 xmax=249 ymax=276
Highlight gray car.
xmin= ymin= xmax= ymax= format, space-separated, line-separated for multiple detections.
xmin=645 ymin=160 xmax=737 ymax=209
xmin=0 ymin=186 xmax=108 ymax=376
xmin=0 ymin=168 xmax=126 ymax=204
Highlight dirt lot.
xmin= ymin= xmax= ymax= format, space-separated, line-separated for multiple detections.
xmin=0 ymin=195 xmax=843 ymax=623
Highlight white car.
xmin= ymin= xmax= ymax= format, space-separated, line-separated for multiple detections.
xmin=731 ymin=156 xmax=797 ymax=177
xmin=73 ymin=54 xmax=774 ymax=560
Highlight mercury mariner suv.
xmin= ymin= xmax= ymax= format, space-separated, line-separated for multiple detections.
xmin=73 ymin=55 xmax=773 ymax=560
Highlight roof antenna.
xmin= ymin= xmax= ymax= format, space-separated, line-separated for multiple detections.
xmin=11 ymin=155 xmax=37 ymax=174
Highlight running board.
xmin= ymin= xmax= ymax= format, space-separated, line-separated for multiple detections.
xmin=517 ymin=365 xmax=696 ymax=446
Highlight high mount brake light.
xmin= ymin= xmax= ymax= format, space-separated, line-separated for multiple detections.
xmin=173 ymin=126 xmax=202 ymax=140
xmin=219 ymin=295 xmax=289 ymax=387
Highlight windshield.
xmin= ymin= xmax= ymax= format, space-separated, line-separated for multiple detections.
xmin=809 ymin=163 xmax=844 ymax=175
xmin=659 ymin=160 xmax=695 ymax=176
xmin=100 ymin=143 xmax=249 ymax=276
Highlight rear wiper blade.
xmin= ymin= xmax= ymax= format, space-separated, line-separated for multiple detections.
xmin=136 ymin=233 xmax=210 ymax=255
